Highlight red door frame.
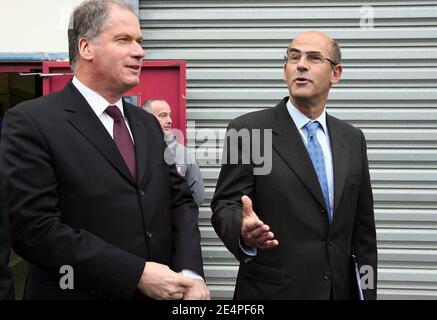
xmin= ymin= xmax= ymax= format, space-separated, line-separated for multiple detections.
xmin=0 ymin=63 xmax=43 ymax=73
xmin=0 ymin=60 xmax=187 ymax=140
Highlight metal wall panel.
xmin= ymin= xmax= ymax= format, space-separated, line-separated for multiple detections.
xmin=140 ymin=0 xmax=437 ymax=299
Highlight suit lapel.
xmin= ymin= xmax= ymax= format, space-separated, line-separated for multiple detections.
xmin=123 ymin=103 xmax=150 ymax=186
xmin=327 ymin=114 xmax=349 ymax=214
xmin=63 ymin=82 xmax=136 ymax=185
xmin=272 ymin=98 xmax=327 ymax=210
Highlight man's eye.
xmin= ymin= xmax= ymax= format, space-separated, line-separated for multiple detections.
xmin=308 ymin=55 xmax=323 ymax=62
xmin=289 ymin=54 xmax=301 ymax=61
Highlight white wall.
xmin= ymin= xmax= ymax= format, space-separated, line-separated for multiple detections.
xmin=0 ymin=0 xmax=84 ymax=52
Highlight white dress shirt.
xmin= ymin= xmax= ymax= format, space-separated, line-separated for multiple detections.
xmin=72 ymin=76 xmax=134 ymax=142
xmin=286 ymin=99 xmax=334 ymax=217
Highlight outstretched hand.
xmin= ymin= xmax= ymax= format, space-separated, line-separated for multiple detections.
xmin=240 ymin=195 xmax=279 ymax=250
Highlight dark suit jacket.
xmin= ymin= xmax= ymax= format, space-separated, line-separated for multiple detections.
xmin=211 ymin=97 xmax=377 ymax=300
xmin=0 ymin=175 xmax=15 ymax=300
xmin=0 ymin=81 xmax=203 ymax=299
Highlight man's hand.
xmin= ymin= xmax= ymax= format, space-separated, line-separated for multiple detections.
xmin=241 ymin=195 xmax=279 ymax=249
xmin=137 ymin=262 xmax=194 ymax=300
xmin=182 ymin=279 xmax=211 ymax=300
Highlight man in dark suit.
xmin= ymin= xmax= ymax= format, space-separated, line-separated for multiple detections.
xmin=0 ymin=0 xmax=209 ymax=300
xmin=211 ymin=31 xmax=377 ymax=300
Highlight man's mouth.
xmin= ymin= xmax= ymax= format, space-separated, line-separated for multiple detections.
xmin=126 ymin=65 xmax=141 ymax=71
xmin=294 ymin=77 xmax=311 ymax=84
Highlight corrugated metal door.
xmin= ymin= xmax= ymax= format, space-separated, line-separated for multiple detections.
xmin=140 ymin=0 xmax=437 ymax=300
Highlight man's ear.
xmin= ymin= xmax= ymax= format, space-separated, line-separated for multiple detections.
xmin=78 ymin=37 xmax=94 ymax=62
xmin=283 ymin=63 xmax=287 ymax=82
xmin=330 ymin=64 xmax=343 ymax=85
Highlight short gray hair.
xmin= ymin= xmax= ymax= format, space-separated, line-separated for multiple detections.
xmin=331 ymin=40 xmax=342 ymax=65
xmin=68 ymin=0 xmax=136 ymax=70
xmin=141 ymin=99 xmax=168 ymax=113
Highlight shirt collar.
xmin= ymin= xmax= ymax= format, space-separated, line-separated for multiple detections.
xmin=286 ymin=98 xmax=328 ymax=134
xmin=164 ymin=132 xmax=176 ymax=143
xmin=72 ymin=76 xmax=124 ymax=117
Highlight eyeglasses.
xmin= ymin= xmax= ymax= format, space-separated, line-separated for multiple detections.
xmin=284 ymin=49 xmax=338 ymax=67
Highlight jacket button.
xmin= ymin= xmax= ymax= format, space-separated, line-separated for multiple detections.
xmin=327 ymin=238 xmax=333 ymax=246
xmin=138 ymin=190 xmax=145 ymax=196
xmin=320 ymin=207 xmax=326 ymax=214
xmin=146 ymin=232 xmax=152 ymax=238
xmin=323 ymin=272 xmax=331 ymax=280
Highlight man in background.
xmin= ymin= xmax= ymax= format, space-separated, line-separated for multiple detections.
xmin=142 ymin=99 xmax=205 ymax=207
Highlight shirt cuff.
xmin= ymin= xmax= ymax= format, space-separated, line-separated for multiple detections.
xmin=181 ymin=269 xmax=204 ymax=281
xmin=239 ymin=238 xmax=257 ymax=256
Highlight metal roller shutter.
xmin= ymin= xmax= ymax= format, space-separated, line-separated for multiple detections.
xmin=140 ymin=0 xmax=437 ymax=299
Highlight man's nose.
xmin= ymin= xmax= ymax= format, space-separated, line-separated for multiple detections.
xmin=296 ymin=55 xmax=309 ymax=70
xmin=132 ymin=41 xmax=145 ymax=59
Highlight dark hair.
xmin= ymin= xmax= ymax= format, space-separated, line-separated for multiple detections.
xmin=68 ymin=0 xmax=136 ymax=70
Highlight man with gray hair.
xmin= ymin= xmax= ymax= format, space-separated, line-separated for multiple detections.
xmin=0 ymin=0 xmax=209 ymax=300
xmin=142 ymin=99 xmax=205 ymax=207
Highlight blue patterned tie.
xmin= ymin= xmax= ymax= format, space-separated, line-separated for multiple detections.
xmin=305 ymin=121 xmax=332 ymax=223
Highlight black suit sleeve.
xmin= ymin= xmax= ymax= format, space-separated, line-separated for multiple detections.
xmin=146 ymin=112 xmax=204 ymax=277
xmin=169 ymin=162 xmax=204 ymax=277
xmin=0 ymin=175 xmax=14 ymax=300
xmin=211 ymin=119 xmax=256 ymax=262
xmin=351 ymin=130 xmax=378 ymax=300
xmin=0 ymin=107 xmax=144 ymax=299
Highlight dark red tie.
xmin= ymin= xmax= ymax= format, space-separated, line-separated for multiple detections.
xmin=105 ymin=105 xmax=136 ymax=180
